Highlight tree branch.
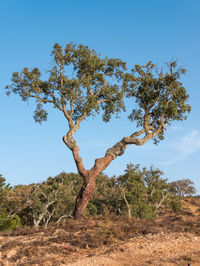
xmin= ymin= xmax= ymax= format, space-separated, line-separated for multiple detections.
xmin=106 ymin=122 xmax=164 ymax=159
xmin=97 ymin=99 xmax=109 ymax=104
xmin=156 ymin=192 xmax=169 ymax=209
xmin=71 ymin=146 xmax=88 ymax=177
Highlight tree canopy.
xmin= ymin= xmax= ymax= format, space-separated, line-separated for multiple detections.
xmin=6 ymin=43 xmax=190 ymax=150
xmin=169 ymin=179 xmax=196 ymax=197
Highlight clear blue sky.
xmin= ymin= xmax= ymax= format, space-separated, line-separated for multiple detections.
xmin=0 ymin=0 xmax=200 ymax=194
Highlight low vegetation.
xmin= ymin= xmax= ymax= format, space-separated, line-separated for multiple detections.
xmin=0 ymin=164 xmax=197 ymax=230
xmin=0 ymin=198 xmax=200 ymax=265
xmin=0 ymin=167 xmax=199 ymax=265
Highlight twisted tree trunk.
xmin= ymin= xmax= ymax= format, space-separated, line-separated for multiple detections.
xmin=63 ymin=120 xmax=164 ymax=219
xmin=74 ymin=155 xmax=113 ymax=219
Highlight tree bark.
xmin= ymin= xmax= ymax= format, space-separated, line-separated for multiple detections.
xmin=74 ymin=155 xmax=113 ymax=219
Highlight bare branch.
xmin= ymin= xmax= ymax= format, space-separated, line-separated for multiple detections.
xmin=97 ymin=99 xmax=109 ymax=104
xmin=86 ymin=85 xmax=93 ymax=96
xmin=156 ymin=192 xmax=169 ymax=209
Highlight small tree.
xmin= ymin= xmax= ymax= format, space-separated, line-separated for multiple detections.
xmin=116 ymin=164 xmax=169 ymax=218
xmin=6 ymin=185 xmax=31 ymax=219
xmin=28 ymin=173 xmax=82 ymax=227
xmin=169 ymin=179 xmax=196 ymax=197
xmin=6 ymin=43 xmax=191 ymax=218
xmin=49 ymin=172 xmax=83 ymax=223
xmin=117 ymin=164 xmax=151 ymax=218
xmin=0 ymin=175 xmax=21 ymax=231
xmin=144 ymin=166 xmax=169 ymax=210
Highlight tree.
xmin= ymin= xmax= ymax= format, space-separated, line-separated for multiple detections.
xmin=27 ymin=174 xmax=80 ymax=227
xmin=6 ymin=43 xmax=191 ymax=218
xmin=49 ymin=172 xmax=82 ymax=223
xmin=5 ymin=172 xmax=83 ymax=227
xmin=117 ymin=164 xmax=150 ymax=218
xmin=169 ymin=179 xmax=196 ymax=197
xmin=6 ymin=185 xmax=31 ymax=217
xmin=143 ymin=166 xmax=169 ymax=211
xmin=116 ymin=164 xmax=169 ymax=218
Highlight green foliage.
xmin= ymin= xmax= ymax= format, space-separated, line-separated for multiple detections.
xmin=51 ymin=172 xmax=83 ymax=221
xmin=0 ymin=175 xmax=6 ymax=209
xmin=116 ymin=164 xmax=169 ymax=218
xmin=1 ymin=168 xmax=195 ymax=225
xmin=117 ymin=164 xmax=148 ymax=217
xmin=6 ymin=43 xmax=127 ymax=124
xmin=131 ymin=201 xmax=157 ymax=219
xmin=6 ymin=44 xmax=190 ymax=142
xmin=87 ymin=164 xmax=169 ymax=219
xmin=86 ymin=202 xmax=99 ymax=216
xmin=0 ymin=174 xmax=10 ymax=210
xmin=126 ymin=61 xmax=191 ymax=143
xmin=168 ymin=196 xmax=182 ymax=214
xmin=28 ymin=172 xmax=83 ymax=226
xmin=1 ymin=172 xmax=83 ymax=227
xmin=5 ymin=184 xmax=32 ymax=226
xmin=143 ymin=166 xmax=169 ymax=208
xmin=0 ymin=212 xmax=21 ymax=231
xmin=0 ymin=175 xmax=22 ymax=231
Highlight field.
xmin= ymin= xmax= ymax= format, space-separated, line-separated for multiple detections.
xmin=0 ymin=197 xmax=200 ymax=265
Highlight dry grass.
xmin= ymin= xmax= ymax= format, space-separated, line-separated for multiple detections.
xmin=0 ymin=197 xmax=200 ymax=265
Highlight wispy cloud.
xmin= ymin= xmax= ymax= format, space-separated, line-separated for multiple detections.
xmin=169 ymin=125 xmax=182 ymax=131
xmin=160 ymin=130 xmax=200 ymax=165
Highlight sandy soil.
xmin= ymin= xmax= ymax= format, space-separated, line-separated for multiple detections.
xmin=68 ymin=232 xmax=200 ymax=266
xmin=1 ymin=231 xmax=200 ymax=265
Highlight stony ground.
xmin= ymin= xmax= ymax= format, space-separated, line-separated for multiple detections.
xmin=69 ymin=232 xmax=200 ymax=266
xmin=0 ymin=197 xmax=200 ymax=265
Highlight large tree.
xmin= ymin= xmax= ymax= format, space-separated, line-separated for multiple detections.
xmin=6 ymin=43 xmax=191 ymax=218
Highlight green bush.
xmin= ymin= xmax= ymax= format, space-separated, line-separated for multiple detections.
xmin=0 ymin=212 xmax=21 ymax=231
xmin=86 ymin=202 xmax=99 ymax=216
xmin=131 ymin=201 xmax=157 ymax=219
xmin=169 ymin=197 xmax=182 ymax=214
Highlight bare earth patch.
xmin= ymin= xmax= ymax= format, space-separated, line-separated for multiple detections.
xmin=69 ymin=232 xmax=200 ymax=266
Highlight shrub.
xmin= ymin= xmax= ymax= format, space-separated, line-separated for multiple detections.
xmin=169 ymin=197 xmax=182 ymax=214
xmin=0 ymin=212 xmax=21 ymax=231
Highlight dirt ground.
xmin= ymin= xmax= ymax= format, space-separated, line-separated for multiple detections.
xmin=0 ymin=197 xmax=200 ymax=265
xmin=69 ymin=232 xmax=200 ymax=266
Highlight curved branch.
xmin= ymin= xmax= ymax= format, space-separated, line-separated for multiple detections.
xmin=106 ymin=123 xmax=164 ymax=159
xmin=62 ymin=112 xmax=88 ymax=178
xmin=26 ymin=93 xmax=63 ymax=112
xmin=72 ymin=146 xmax=88 ymax=177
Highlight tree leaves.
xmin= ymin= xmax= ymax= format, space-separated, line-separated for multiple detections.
xmin=6 ymin=44 xmax=191 ymax=147
xmin=126 ymin=61 xmax=191 ymax=143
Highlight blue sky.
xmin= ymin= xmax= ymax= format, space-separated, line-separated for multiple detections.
xmin=0 ymin=0 xmax=200 ymax=194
